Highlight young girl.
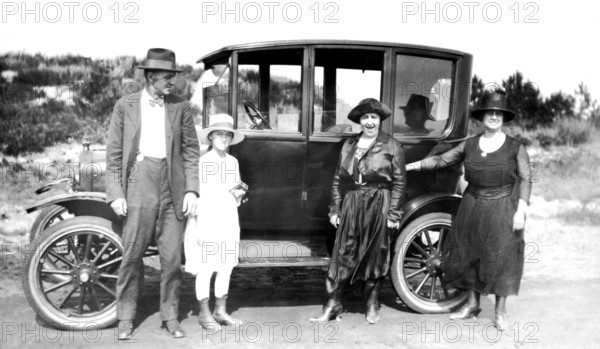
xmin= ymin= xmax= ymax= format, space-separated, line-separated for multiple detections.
xmin=184 ymin=114 xmax=246 ymax=330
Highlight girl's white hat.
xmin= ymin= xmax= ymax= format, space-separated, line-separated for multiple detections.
xmin=198 ymin=114 xmax=244 ymax=145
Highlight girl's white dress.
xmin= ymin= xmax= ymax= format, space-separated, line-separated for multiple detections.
xmin=184 ymin=149 xmax=241 ymax=274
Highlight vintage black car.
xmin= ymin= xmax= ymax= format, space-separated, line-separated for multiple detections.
xmin=23 ymin=40 xmax=472 ymax=329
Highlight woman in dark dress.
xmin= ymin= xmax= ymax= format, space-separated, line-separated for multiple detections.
xmin=405 ymin=91 xmax=532 ymax=330
xmin=310 ymin=98 xmax=406 ymax=324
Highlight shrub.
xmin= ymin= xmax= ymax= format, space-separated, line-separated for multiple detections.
xmin=556 ymin=117 xmax=591 ymax=147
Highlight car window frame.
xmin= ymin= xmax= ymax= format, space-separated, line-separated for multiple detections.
xmin=307 ymin=44 xmax=393 ymax=143
xmin=230 ymin=45 xmax=308 ymax=141
xmin=391 ymin=48 xmax=461 ymax=143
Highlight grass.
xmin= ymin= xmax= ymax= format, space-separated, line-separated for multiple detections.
xmin=529 ymin=132 xmax=600 ymax=203
xmin=556 ymin=206 xmax=600 ymax=226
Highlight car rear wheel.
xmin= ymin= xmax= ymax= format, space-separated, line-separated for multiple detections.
xmin=390 ymin=212 xmax=467 ymax=313
xmin=23 ymin=216 xmax=122 ymax=330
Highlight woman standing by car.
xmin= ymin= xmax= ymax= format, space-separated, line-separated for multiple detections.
xmin=184 ymin=114 xmax=246 ymax=331
xmin=405 ymin=91 xmax=532 ymax=330
xmin=310 ymin=98 xmax=406 ymax=324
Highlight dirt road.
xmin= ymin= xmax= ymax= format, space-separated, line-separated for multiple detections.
xmin=1 ymin=200 xmax=600 ymax=349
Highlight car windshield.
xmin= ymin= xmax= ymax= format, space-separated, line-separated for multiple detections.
xmin=190 ymin=61 xmax=231 ymax=121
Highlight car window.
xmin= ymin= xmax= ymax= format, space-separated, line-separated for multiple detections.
xmin=195 ymin=63 xmax=230 ymax=120
xmin=313 ymin=49 xmax=383 ymax=134
xmin=394 ymin=55 xmax=454 ymax=137
xmin=237 ymin=49 xmax=303 ymax=132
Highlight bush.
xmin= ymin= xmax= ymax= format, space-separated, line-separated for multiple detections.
xmin=503 ymin=125 xmax=533 ymax=146
xmin=556 ymin=117 xmax=592 ymax=147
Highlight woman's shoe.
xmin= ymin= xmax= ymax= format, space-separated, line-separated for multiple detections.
xmin=449 ymin=305 xmax=482 ymax=320
xmin=365 ymin=302 xmax=380 ymax=324
xmin=494 ymin=313 xmax=508 ymax=331
xmin=310 ymin=300 xmax=343 ymax=322
xmin=365 ymin=279 xmax=382 ymax=324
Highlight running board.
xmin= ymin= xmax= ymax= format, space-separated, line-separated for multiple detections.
xmin=237 ymin=256 xmax=330 ymax=267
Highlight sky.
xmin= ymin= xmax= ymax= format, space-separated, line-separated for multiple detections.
xmin=1 ymin=0 xmax=599 ymax=99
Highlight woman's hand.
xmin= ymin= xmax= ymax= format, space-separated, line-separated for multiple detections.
xmin=513 ymin=199 xmax=528 ymax=231
xmin=405 ymin=162 xmax=421 ymax=172
xmin=387 ymin=220 xmax=400 ymax=229
xmin=330 ymin=214 xmax=340 ymax=228
xmin=513 ymin=210 xmax=526 ymax=231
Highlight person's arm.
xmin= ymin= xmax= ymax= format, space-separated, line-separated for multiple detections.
xmin=106 ymin=101 xmax=125 ymax=200
xmin=387 ymin=141 xmax=406 ymax=226
xmin=182 ymin=101 xmax=201 ymax=196
xmin=406 ymin=141 xmax=466 ymax=171
xmin=513 ymin=144 xmax=532 ymax=230
xmin=328 ymin=146 xmax=345 ymax=227
xmin=181 ymin=102 xmax=201 ymax=216
xmin=105 ymin=100 xmax=128 ymax=216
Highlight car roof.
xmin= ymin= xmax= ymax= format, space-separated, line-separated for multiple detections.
xmin=196 ymin=39 xmax=471 ymax=65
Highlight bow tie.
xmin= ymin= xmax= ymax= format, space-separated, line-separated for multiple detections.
xmin=149 ymin=96 xmax=164 ymax=107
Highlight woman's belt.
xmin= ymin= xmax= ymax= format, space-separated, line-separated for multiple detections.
xmin=346 ymin=182 xmax=392 ymax=191
xmin=466 ymin=184 xmax=513 ymax=199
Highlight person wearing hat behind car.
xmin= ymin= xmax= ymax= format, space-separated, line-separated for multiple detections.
xmin=405 ymin=90 xmax=532 ymax=331
xmin=184 ymin=113 xmax=246 ymax=331
xmin=310 ymin=98 xmax=406 ymax=324
xmin=106 ymin=48 xmax=200 ymax=339
xmin=399 ymin=93 xmax=435 ymax=134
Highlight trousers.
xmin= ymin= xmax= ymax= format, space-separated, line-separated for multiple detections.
xmin=116 ymin=156 xmax=185 ymax=321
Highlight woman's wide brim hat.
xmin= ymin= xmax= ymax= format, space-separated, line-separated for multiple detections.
xmin=137 ymin=48 xmax=183 ymax=72
xmin=471 ymin=91 xmax=515 ymax=122
xmin=399 ymin=94 xmax=435 ymax=121
xmin=347 ymin=98 xmax=392 ymax=123
xmin=198 ymin=114 xmax=244 ymax=145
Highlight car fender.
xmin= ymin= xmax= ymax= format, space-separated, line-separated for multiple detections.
xmin=395 ymin=193 xmax=462 ymax=240
xmin=26 ymin=192 xmax=119 ymax=222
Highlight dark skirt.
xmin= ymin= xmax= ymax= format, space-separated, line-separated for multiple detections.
xmin=327 ymin=188 xmax=391 ymax=291
xmin=441 ymin=187 xmax=524 ymax=296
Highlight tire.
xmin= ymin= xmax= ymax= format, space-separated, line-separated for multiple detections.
xmin=29 ymin=205 xmax=74 ymax=242
xmin=390 ymin=212 xmax=467 ymax=313
xmin=22 ymin=216 xmax=123 ymax=330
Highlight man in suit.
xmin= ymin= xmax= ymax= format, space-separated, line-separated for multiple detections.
xmin=106 ymin=48 xmax=200 ymax=339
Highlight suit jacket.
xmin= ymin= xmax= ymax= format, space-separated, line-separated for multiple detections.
xmin=329 ymin=131 xmax=406 ymax=222
xmin=105 ymin=90 xmax=200 ymax=220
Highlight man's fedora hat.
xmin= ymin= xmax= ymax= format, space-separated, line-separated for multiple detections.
xmin=399 ymin=94 xmax=435 ymax=121
xmin=199 ymin=114 xmax=244 ymax=145
xmin=347 ymin=98 xmax=392 ymax=123
xmin=471 ymin=91 xmax=515 ymax=122
xmin=137 ymin=48 xmax=183 ymax=72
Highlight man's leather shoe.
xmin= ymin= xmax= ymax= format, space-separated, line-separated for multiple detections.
xmin=117 ymin=320 xmax=134 ymax=340
xmin=164 ymin=320 xmax=185 ymax=339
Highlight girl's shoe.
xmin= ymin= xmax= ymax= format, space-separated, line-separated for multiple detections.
xmin=198 ymin=298 xmax=221 ymax=331
xmin=213 ymin=294 xmax=243 ymax=326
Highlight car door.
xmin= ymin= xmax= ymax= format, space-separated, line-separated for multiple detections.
xmin=228 ymin=47 xmax=308 ymax=230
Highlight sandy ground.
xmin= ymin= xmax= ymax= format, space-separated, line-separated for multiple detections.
xmin=1 ymin=194 xmax=599 ymax=348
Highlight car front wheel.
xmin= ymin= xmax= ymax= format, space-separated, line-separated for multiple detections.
xmin=23 ymin=216 xmax=122 ymax=330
